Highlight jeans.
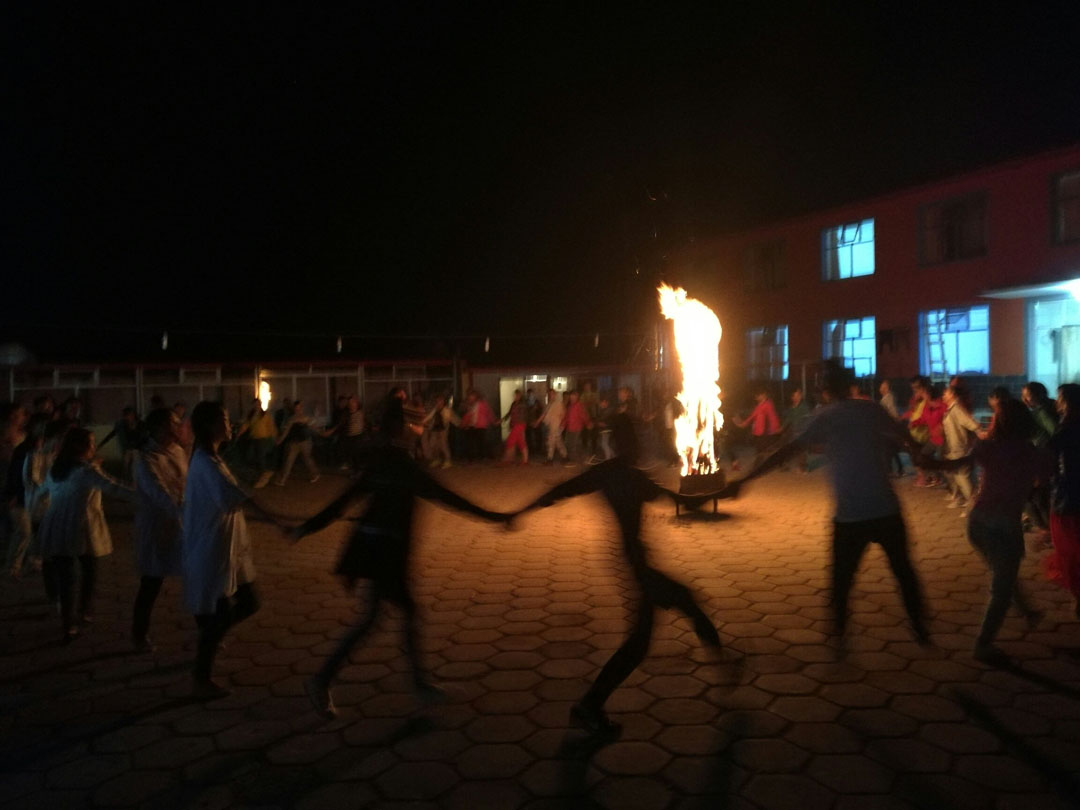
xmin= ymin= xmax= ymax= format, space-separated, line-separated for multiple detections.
xmin=832 ymin=514 xmax=927 ymax=639
xmin=967 ymin=510 xmax=1035 ymax=646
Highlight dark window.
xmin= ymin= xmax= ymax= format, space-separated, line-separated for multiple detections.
xmin=919 ymin=193 xmax=988 ymax=265
xmin=742 ymin=240 xmax=787 ymax=292
xmin=1053 ymin=169 xmax=1080 ymax=244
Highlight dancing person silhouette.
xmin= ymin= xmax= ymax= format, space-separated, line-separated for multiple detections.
xmin=292 ymin=399 xmax=510 ymax=718
xmin=515 ymin=413 xmax=730 ymax=739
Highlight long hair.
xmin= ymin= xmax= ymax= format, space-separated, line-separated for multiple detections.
xmin=51 ymin=427 xmax=92 ymax=482
xmin=191 ymin=401 xmax=225 ymax=453
xmin=990 ymin=398 xmax=1036 ymax=442
xmin=1058 ymin=384 xmax=1080 ymax=425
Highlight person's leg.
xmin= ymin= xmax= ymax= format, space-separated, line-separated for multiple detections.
xmin=545 ymin=427 xmax=557 ymax=462
xmin=969 ymin=519 xmax=1021 ymax=658
xmin=564 ymin=431 xmax=579 ymax=463
xmin=277 ymin=442 xmax=300 ymax=484
xmin=193 ymin=600 xmax=231 ymax=685
xmin=41 ymin=556 xmax=58 ymax=605
xmin=300 ymin=440 xmax=319 ymax=479
xmin=132 ymin=575 xmax=164 ymax=645
xmin=831 ymin=520 xmax=872 ymax=638
xmin=875 ymin=514 xmax=929 ymax=640
xmin=78 ymin=554 xmax=96 ymax=620
xmin=646 ymin=569 xmax=721 ymax=649
xmin=53 ymin=555 xmax=76 ymax=636
xmin=319 ymin=589 xmax=382 ymax=684
xmin=600 ymin=430 xmax=613 ymax=460
xmin=576 ymin=598 xmax=654 ymax=733
xmin=231 ymin=582 xmax=260 ymax=625
xmin=554 ymin=430 xmax=568 ymax=461
xmin=955 ymin=465 xmax=975 ymax=505
xmin=5 ymin=507 xmax=31 ymax=577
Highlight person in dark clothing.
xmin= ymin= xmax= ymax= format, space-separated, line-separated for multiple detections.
xmin=1047 ymin=383 xmax=1080 ymax=618
xmin=514 ymin=414 xmax=731 ymax=740
xmin=728 ymin=360 xmax=929 ymax=648
xmin=292 ymin=399 xmax=510 ymax=718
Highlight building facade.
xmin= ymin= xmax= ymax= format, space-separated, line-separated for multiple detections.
xmin=679 ymin=143 xmax=1080 ymax=395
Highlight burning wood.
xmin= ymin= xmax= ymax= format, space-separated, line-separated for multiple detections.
xmin=658 ymin=284 xmax=723 ymax=477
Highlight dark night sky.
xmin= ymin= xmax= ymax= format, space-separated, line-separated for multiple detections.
xmin=6 ymin=4 xmax=1080 ymax=363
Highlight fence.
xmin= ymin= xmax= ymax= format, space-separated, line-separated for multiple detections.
xmin=7 ymin=360 xmax=456 ymax=429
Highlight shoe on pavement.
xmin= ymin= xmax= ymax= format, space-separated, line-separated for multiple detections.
xmin=441 ymin=460 xmax=452 ymax=469
xmin=309 ymin=475 xmax=320 ymax=483
xmin=304 ymin=676 xmax=338 ymax=719
xmin=192 ymin=678 xmax=232 ymax=700
xmin=569 ymin=702 xmax=621 ymax=740
xmin=274 ymin=479 xmax=286 ymax=486
xmin=254 ymin=472 xmax=273 ymax=489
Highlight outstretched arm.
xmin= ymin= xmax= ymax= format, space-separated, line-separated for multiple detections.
xmin=518 ymin=466 xmax=604 ymax=513
xmin=293 ymin=479 xmax=368 ymax=540
xmin=417 ymin=471 xmax=509 ymax=523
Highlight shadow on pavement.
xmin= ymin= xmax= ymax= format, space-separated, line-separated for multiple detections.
xmin=952 ymin=687 xmax=1080 ymax=805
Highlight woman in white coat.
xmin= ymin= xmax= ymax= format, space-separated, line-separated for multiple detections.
xmin=182 ymin=401 xmax=260 ymax=699
xmin=131 ymin=408 xmax=188 ymax=652
xmin=38 ymin=427 xmax=134 ymax=641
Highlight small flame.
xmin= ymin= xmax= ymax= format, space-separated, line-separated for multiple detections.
xmin=658 ymin=284 xmax=723 ymax=476
xmin=258 ymin=380 xmax=271 ymax=411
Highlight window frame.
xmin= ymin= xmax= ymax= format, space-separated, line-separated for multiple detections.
xmin=1052 ymin=168 xmax=1080 ymax=245
xmin=918 ymin=192 xmax=989 ymax=266
xmin=742 ymin=239 xmax=787 ymax=293
xmin=821 ymin=217 xmax=875 ymax=281
xmin=822 ymin=316 xmax=877 ymax=377
xmin=745 ymin=325 xmax=789 ymax=381
xmin=917 ymin=305 xmax=991 ymax=379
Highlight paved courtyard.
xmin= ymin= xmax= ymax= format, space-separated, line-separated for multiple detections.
xmin=2 ymin=462 xmax=1080 ymax=809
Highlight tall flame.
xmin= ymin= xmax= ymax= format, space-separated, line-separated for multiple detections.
xmin=658 ymin=284 xmax=723 ymax=476
xmin=258 ymin=380 xmax=272 ymax=411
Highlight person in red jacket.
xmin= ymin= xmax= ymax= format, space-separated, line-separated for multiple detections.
xmin=563 ymin=390 xmax=593 ymax=466
xmin=735 ymin=387 xmax=781 ymax=466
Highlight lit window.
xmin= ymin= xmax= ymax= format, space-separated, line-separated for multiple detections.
xmin=1053 ymin=170 xmax=1080 ymax=244
xmin=746 ymin=326 xmax=789 ymax=380
xmin=919 ymin=193 xmax=987 ymax=264
xmin=823 ymin=316 xmax=876 ymax=377
xmin=822 ymin=218 xmax=874 ymax=280
xmin=918 ymin=305 xmax=990 ymax=378
xmin=743 ymin=240 xmax=787 ymax=292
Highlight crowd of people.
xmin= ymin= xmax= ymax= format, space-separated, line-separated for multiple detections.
xmin=1 ymin=363 xmax=1080 ymax=736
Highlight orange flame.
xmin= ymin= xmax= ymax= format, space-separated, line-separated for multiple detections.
xmin=658 ymin=284 xmax=723 ymax=476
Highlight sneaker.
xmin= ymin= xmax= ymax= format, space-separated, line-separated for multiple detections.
xmin=309 ymin=475 xmax=320 ymax=483
xmin=254 ymin=472 xmax=273 ymax=489
xmin=429 ymin=459 xmax=441 ymax=468
xmin=569 ymin=702 xmax=621 ymax=739
xmin=192 ymin=678 xmax=232 ymax=700
xmin=304 ymin=676 xmax=337 ymax=719
xmin=274 ymin=479 xmax=286 ymax=487
xmin=441 ymin=460 xmax=452 ymax=469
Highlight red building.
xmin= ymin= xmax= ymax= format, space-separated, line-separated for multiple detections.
xmin=678 ymin=143 xmax=1080 ymax=396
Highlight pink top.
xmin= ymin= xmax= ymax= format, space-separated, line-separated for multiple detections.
xmin=565 ymin=401 xmax=591 ymax=432
xmin=746 ymin=400 xmax=780 ymax=437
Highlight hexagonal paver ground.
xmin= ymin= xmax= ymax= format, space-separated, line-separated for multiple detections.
xmin=2 ymin=462 xmax=1080 ymax=808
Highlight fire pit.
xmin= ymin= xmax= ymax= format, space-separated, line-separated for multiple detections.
xmin=658 ymin=284 xmax=726 ymax=516
xmin=676 ymin=470 xmax=726 ymax=516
